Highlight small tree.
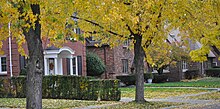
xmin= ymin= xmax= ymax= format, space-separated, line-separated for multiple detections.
xmin=147 ymin=41 xmax=190 ymax=75
xmin=86 ymin=52 xmax=105 ymax=76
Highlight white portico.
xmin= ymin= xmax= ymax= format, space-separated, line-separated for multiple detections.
xmin=43 ymin=46 xmax=78 ymax=75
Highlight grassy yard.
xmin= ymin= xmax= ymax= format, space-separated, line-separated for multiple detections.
xmin=101 ymin=102 xmax=184 ymax=109
xmin=188 ymin=92 xmax=220 ymax=100
xmin=121 ymin=87 xmax=208 ymax=99
xmin=145 ymin=77 xmax=220 ymax=88
xmin=0 ymin=98 xmax=117 ymax=108
xmin=0 ymin=98 xmax=184 ymax=109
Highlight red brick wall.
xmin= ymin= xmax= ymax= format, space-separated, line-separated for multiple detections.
xmin=0 ymin=39 xmax=20 ymax=77
xmin=87 ymin=46 xmax=115 ymax=78
xmin=87 ymin=45 xmax=134 ymax=78
xmin=113 ymin=46 xmax=134 ymax=76
xmin=63 ymin=41 xmax=87 ymax=76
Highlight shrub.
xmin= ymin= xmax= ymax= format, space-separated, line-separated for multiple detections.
xmin=0 ymin=76 xmax=121 ymax=101
xmin=19 ymin=68 xmax=27 ymax=76
xmin=116 ymin=75 xmax=135 ymax=86
xmin=86 ymin=52 xmax=105 ymax=76
xmin=212 ymin=66 xmax=220 ymax=68
xmin=144 ymin=73 xmax=154 ymax=80
xmin=205 ymin=68 xmax=220 ymax=77
xmin=152 ymin=74 xmax=168 ymax=83
xmin=184 ymin=69 xmax=200 ymax=79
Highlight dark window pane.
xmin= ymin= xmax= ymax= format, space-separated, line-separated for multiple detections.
xmin=1 ymin=57 xmax=7 ymax=72
xmin=20 ymin=56 xmax=26 ymax=70
xmin=77 ymin=56 xmax=82 ymax=75
xmin=2 ymin=65 xmax=6 ymax=72
xmin=1 ymin=57 xmax=6 ymax=64
xmin=72 ymin=57 xmax=76 ymax=74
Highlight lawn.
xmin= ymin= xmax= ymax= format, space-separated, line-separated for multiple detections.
xmin=101 ymin=102 xmax=184 ymax=109
xmin=145 ymin=77 xmax=220 ymax=88
xmin=0 ymin=98 xmax=185 ymax=109
xmin=120 ymin=87 xmax=208 ymax=99
xmin=188 ymin=92 xmax=220 ymax=100
xmin=0 ymin=98 xmax=117 ymax=108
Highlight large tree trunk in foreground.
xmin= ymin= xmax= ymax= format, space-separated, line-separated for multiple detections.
xmin=24 ymin=4 xmax=44 ymax=109
xmin=134 ymin=34 xmax=146 ymax=103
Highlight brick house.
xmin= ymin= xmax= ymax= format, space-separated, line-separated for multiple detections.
xmin=86 ymin=38 xmax=138 ymax=78
xmin=164 ymin=30 xmax=220 ymax=81
xmin=0 ymin=38 xmax=86 ymax=77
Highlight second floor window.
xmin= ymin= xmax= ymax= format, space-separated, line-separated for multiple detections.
xmin=182 ymin=61 xmax=187 ymax=69
xmin=122 ymin=59 xmax=128 ymax=73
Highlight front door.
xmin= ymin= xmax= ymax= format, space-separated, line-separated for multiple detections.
xmin=49 ymin=58 xmax=55 ymax=75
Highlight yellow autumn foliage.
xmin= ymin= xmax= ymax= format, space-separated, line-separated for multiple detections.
xmin=72 ymin=0 xmax=220 ymax=62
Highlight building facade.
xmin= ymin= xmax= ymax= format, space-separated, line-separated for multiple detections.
xmin=0 ymin=38 xmax=86 ymax=77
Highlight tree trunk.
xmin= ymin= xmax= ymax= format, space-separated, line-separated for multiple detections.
xmin=157 ymin=67 xmax=163 ymax=75
xmin=134 ymin=34 xmax=146 ymax=103
xmin=24 ymin=4 xmax=44 ymax=109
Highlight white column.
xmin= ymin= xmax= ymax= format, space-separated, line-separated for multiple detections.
xmin=44 ymin=58 xmax=48 ymax=75
xmin=75 ymin=57 xmax=78 ymax=76
xmin=70 ymin=58 xmax=73 ymax=75
xmin=54 ymin=58 xmax=58 ymax=75
xmin=8 ymin=22 xmax=13 ymax=77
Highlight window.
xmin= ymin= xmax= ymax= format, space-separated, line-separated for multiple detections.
xmin=182 ymin=61 xmax=187 ymax=69
xmin=122 ymin=59 xmax=128 ymax=73
xmin=67 ymin=57 xmax=77 ymax=75
xmin=0 ymin=56 xmax=7 ymax=73
xmin=212 ymin=62 xmax=217 ymax=67
xmin=72 ymin=57 xmax=76 ymax=75
xmin=77 ymin=56 xmax=82 ymax=75
xmin=123 ymin=40 xmax=129 ymax=48
xmin=20 ymin=56 xmax=27 ymax=70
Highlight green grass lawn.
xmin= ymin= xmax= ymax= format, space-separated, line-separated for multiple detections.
xmin=145 ymin=77 xmax=220 ymax=88
xmin=101 ymin=102 xmax=184 ymax=109
xmin=121 ymin=87 xmax=208 ymax=99
xmin=0 ymin=98 xmax=117 ymax=108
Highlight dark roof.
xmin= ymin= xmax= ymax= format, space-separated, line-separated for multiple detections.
xmin=45 ymin=46 xmax=59 ymax=50
xmin=86 ymin=38 xmax=99 ymax=47
xmin=86 ymin=38 xmax=108 ymax=47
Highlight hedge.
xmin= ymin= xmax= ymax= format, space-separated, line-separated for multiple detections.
xmin=152 ymin=74 xmax=169 ymax=83
xmin=205 ymin=68 xmax=220 ymax=77
xmin=99 ymin=79 xmax=121 ymax=101
xmin=0 ymin=76 xmax=120 ymax=101
xmin=117 ymin=73 xmax=167 ymax=85
xmin=116 ymin=75 xmax=136 ymax=85
xmin=184 ymin=69 xmax=200 ymax=79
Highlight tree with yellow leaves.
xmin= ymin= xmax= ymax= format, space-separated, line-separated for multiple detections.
xmin=73 ymin=0 xmax=220 ymax=103
xmin=146 ymin=39 xmax=190 ymax=75
xmin=0 ymin=1 xmax=76 ymax=108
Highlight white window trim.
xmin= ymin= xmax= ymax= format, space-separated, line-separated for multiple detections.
xmin=0 ymin=55 xmax=7 ymax=75
xmin=71 ymin=56 xmax=78 ymax=76
xmin=123 ymin=40 xmax=129 ymax=48
xmin=213 ymin=62 xmax=217 ymax=66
